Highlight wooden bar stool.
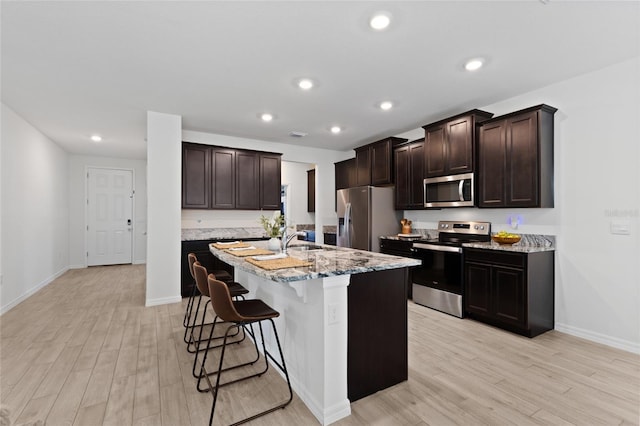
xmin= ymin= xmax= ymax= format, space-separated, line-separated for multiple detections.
xmin=197 ymin=274 xmax=293 ymax=426
xmin=182 ymin=252 xmax=233 ymax=338
xmin=185 ymin=254 xmax=249 ymax=353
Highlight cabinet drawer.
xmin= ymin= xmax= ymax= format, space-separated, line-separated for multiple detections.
xmin=464 ymin=249 xmax=525 ymax=268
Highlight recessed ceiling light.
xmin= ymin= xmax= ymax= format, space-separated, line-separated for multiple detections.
xmin=464 ymin=58 xmax=484 ymax=71
xmin=297 ymin=78 xmax=314 ymax=90
xmin=379 ymin=101 xmax=393 ymax=111
xmin=370 ymin=12 xmax=391 ymax=30
xmin=260 ymin=113 xmax=274 ymax=122
xmin=330 ymin=126 xmax=342 ymax=134
xmin=90 ymin=135 xmax=102 ymax=142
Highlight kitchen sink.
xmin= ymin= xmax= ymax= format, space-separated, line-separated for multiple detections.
xmin=288 ymin=244 xmax=334 ymax=251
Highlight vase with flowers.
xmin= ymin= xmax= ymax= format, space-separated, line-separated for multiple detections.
xmin=260 ymin=211 xmax=285 ymax=251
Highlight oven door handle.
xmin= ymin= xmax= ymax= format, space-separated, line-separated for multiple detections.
xmin=413 ymin=243 xmax=462 ymax=254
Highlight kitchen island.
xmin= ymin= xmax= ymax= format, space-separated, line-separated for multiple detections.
xmin=209 ymin=241 xmax=420 ymax=425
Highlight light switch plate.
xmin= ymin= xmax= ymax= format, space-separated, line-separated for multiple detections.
xmin=610 ymin=221 xmax=630 ymax=235
xmin=328 ymin=303 xmax=338 ymax=325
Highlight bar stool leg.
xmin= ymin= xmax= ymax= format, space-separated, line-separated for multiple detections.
xmin=185 ymin=295 xmax=204 ymax=351
xmin=206 ymin=319 xmax=293 ymax=425
xmin=188 ymin=301 xmax=247 ymax=356
xmin=195 ymin=321 xmax=261 ymax=386
xmin=183 ymin=285 xmax=201 ymax=344
xmin=182 ymin=283 xmax=197 ymax=329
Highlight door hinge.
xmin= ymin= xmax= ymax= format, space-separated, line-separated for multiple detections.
xmin=86 ymin=251 xmax=89 ymax=257
xmin=86 ymin=225 xmax=89 ymax=231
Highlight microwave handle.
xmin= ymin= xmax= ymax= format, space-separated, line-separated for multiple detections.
xmin=458 ymin=180 xmax=465 ymax=202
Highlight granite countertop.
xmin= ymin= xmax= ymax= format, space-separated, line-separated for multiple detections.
xmin=380 ymin=231 xmax=555 ymax=253
xmin=380 ymin=229 xmax=440 ymax=241
xmin=182 ymin=227 xmax=267 ymax=241
xmin=463 ymin=234 xmax=555 ymax=253
xmin=210 ymin=240 xmax=421 ymax=283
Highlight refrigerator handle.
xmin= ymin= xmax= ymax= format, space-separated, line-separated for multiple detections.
xmin=344 ymin=202 xmax=352 ymax=247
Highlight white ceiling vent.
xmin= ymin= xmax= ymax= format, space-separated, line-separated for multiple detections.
xmin=289 ymin=131 xmax=308 ymax=138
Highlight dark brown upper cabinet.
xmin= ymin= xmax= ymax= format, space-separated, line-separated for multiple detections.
xmin=477 ymin=104 xmax=557 ymax=208
xmin=235 ymin=150 xmax=259 ymax=209
xmin=394 ymin=139 xmax=425 ymax=210
xmin=211 ymin=147 xmax=236 ymax=209
xmin=354 ymin=145 xmax=371 ymax=186
xmin=335 ymin=158 xmax=356 ymax=191
xmin=259 ymin=153 xmax=282 ymax=210
xmin=422 ymin=110 xmax=493 ymax=178
xmin=181 ymin=142 xmax=281 ymax=210
xmin=355 ymin=137 xmax=408 ymax=186
xmin=307 ymin=169 xmax=315 ymax=212
xmin=334 ymin=158 xmax=356 ymax=211
xmin=182 ymin=143 xmax=211 ymax=209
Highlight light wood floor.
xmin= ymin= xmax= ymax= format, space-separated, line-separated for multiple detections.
xmin=1 ymin=264 xmax=638 ymax=425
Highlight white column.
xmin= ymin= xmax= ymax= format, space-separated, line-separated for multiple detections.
xmin=235 ymin=270 xmax=351 ymax=425
xmin=146 ymin=111 xmax=182 ymax=306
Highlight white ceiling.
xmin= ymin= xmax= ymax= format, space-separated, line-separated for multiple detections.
xmin=2 ymin=1 xmax=639 ymax=160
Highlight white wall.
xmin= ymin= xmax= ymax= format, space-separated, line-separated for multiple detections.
xmin=404 ymin=57 xmax=640 ymax=353
xmin=1 ymin=103 xmax=69 ymax=314
xmin=68 ymin=155 xmax=147 ymax=267
xmin=146 ymin=111 xmax=182 ymax=306
xmin=181 ymin=130 xmax=351 ymax=242
xmin=282 ymin=161 xmax=315 ymax=227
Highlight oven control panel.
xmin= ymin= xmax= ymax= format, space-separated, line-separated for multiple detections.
xmin=438 ymin=221 xmax=491 ymax=236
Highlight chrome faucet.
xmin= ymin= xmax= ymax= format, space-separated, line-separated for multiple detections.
xmin=281 ymin=228 xmax=307 ymax=255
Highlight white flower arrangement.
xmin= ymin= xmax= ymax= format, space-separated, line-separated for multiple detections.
xmin=260 ymin=211 xmax=285 ymax=238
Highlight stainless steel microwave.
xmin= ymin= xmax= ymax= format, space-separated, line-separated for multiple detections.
xmin=423 ymin=172 xmax=474 ymax=208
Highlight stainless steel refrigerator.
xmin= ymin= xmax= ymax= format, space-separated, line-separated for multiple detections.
xmin=337 ymin=186 xmax=400 ymax=252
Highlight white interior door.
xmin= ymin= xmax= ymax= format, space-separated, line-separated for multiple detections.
xmin=87 ymin=168 xmax=133 ymax=266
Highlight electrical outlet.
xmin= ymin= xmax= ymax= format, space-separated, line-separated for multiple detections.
xmin=328 ymin=303 xmax=338 ymax=325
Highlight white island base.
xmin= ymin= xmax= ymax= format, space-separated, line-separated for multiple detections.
xmin=235 ymin=269 xmax=352 ymax=426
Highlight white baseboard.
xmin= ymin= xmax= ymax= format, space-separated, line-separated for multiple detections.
xmin=133 ymin=259 xmax=146 ymax=265
xmin=1 ymin=266 xmax=69 ymax=315
xmin=260 ymin=340 xmax=351 ymax=426
xmin=145 ymin=295 xmax=182 ymax=307
xmin=68 ymin=264 xmax=86 ymax=270
xmin=555 ymin=322 xmax=640 ymax=354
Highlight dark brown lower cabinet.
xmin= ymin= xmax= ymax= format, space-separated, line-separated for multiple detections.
xmin=464 ymin=248 xmax=554 ymax=338
xmin=181 ymin=239 xmax=262 ymax=297
xmin=348 ymin=268 xmax=408 ymax=401
xmin=181 ymin=240 xmax=234 ymax=297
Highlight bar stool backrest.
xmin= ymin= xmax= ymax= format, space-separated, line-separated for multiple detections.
xmin=193 ymin=261 xmax=211 ymax=297
xmin=207 ymin=275 xmax=244 ymax=323
xmin=188 ymin=253 xmax=198 ymax=279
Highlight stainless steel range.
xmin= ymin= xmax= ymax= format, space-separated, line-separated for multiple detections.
xmin=411 ymin=220 xmax=491 ymax=317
